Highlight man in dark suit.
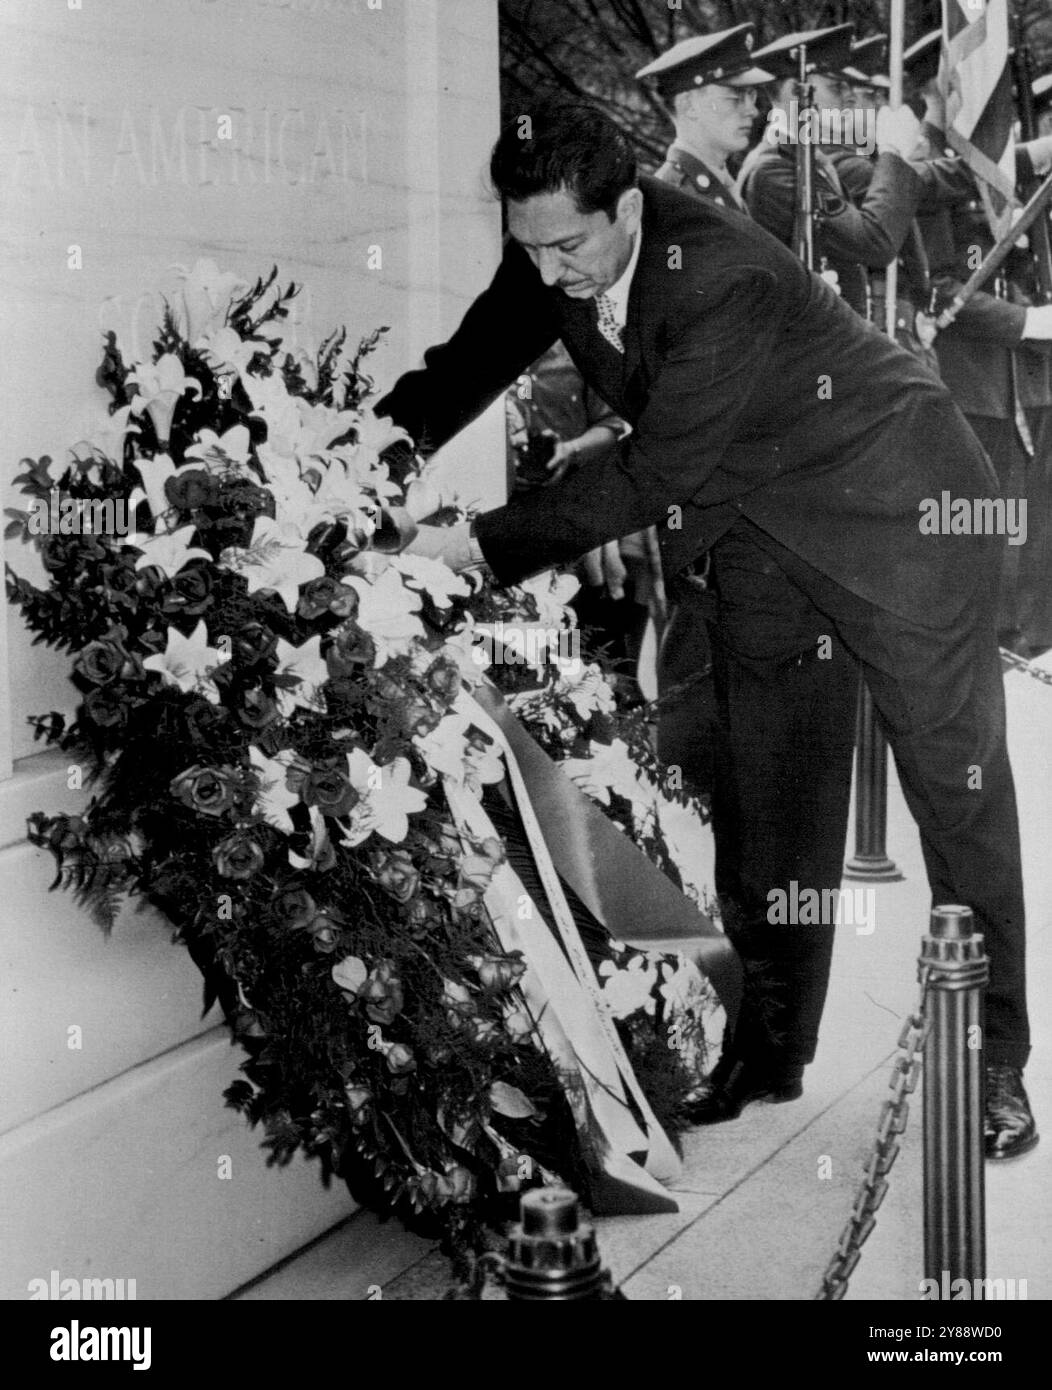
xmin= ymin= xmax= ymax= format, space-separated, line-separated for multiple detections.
xmin=377 ymin=102 xmax=1036 ymax=1159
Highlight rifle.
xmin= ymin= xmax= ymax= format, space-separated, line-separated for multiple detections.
xmin=792 ymin=44 xmax=816 ymax=271
xmin=935 ymin=168 xmax=1052 ymax=327
xmin=1012 ymin=17 xmax=1052 ymax=303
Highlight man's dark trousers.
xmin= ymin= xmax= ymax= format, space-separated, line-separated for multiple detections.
xmin=706 ymin=518 xmax=1029 ymax=1073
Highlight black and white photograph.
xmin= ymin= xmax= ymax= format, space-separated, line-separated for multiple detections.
xmin=1 ymin=0 xmax=1050 ymax=1348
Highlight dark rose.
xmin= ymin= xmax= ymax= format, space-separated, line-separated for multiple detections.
xmin=361 ymin=960 xmax=404 ymax=1025
xmin=164 ymin=469 xmax=217 ymax=512
xmin=171 ymin=764 xmax=238 ymax=818
xmin=162 ymin=564 xmax=213 ymax=616
xmin=443 ymin=1165 xmax=476 ymax=1205
xmin=273 ymin=886 xmax=317 ymax=930
xmin=326 ymin=625 xmax=372 ymax=676
xmin=83 ymin=687 xmax=127 ymax=728
xmin=100 ymin=560 xmax=140 ymax=604
xmin=371 ymin=849 xmax=419 ymax=903
xmin=405 ymin=896 xmax=442 ymax=939
xmin=344 ymin=1084 xmax=372 ymax=1125
xmin=232 ymin=623 xmax=277 ymax=668
xmin=42 ymin=814 xmax=87 ymax=854
xmin=298 ymin=576 xmax=358 ymax=621
xmin=300 ymin=764 xmax=357 ymax=817
xmin=75 ymin=638 xmax=125 ymax=686
xmin=475 ymin=953 xmax=527 ymax=994
xmin=184 ymin=698 xmax=230 ymax=742
xmin=238 ymin=689 xmax=280 ymax=730
xmin=425 ymin=656 xmax=461 ymax=701
xmin=385 ymin=1042 xmax=416 ymax=1075
xmin=302 ymin=913 xmax=343 ymax=953
xmin=402 ymin=698 xmax=441 ymax=738
xmin=213 ymin=832 xmax=265 ymax=880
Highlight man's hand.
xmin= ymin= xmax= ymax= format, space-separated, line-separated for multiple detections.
xmin=403 ymin=520 xmax=474 ymax=571
xmin=545 ymin=439 xmax=580 ymax=485
xmin=581 ymin=541 xmax=628 ymax=600
xmin=876 ymin=105 xmax=923 ymax=161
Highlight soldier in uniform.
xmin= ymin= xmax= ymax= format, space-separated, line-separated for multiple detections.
xmin=844 ymin=34 xmax=889 ymax=110
xmin=637 ymin=24 xmax=774 ymax=214
xmin=907 ymin=30 xmax=1052 ymax=660
xmin=740 ymin=24 xmax=926 ymax=329
xmin=635 ymin=24 xmax=774 ymax=793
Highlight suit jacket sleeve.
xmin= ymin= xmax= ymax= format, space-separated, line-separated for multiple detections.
xmin=374 ymin=239 xmax=561 ymax=456
xmin=746 ymin=151 xmax=921 ymax=267
xmin=474 ymin=266 xmax=785 ymax=585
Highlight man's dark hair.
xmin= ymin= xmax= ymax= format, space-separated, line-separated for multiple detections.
xmin=489 ymin=100 xmax=637 ymax=219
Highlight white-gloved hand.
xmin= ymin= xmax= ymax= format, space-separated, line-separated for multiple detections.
xmin=1022 ymin=305 xmax=1052 ymax=341
xmin=876 ymin=104 xmax=923 ymax=160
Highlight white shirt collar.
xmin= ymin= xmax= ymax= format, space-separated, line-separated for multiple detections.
xmin=597 ymin=227 xmax=642 ymax=328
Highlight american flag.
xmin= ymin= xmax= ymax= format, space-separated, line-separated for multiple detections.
xmin=939 ymin=0 xmax=1017 ymax=240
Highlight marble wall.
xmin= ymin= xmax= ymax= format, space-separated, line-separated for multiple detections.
xmin=0 ymin=0 xmax=504 ymax=760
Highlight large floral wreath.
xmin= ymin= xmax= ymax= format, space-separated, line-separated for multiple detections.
xmin=6 ymin=263 xmax=717 ymax=1267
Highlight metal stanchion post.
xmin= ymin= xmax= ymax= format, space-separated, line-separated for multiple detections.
xmin=499 ymin=1188 xmax=623 ymax=1300
xmin=921 ymin=906 xmax=988 ymax=1295
xmin=844 ymin=680 xmax=902 ymax=881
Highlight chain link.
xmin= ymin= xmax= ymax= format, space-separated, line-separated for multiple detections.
xmin=1000 ymin=648 xmax=1052 ymax=688
xmin=815 ymin=965 xmax=933 ymax=1301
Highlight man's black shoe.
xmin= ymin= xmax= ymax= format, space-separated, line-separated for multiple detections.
xmin=683 ymin=1057 xmax=803 ymax=1125
xmin=984 ymin=1063 xmax=1039 ymax=1161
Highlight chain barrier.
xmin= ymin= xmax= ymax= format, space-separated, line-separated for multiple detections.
xmin=815 ymin=965 xmax=933 ymax=1301
xmin=1000 ymin=648 xmax=1052 ymax=688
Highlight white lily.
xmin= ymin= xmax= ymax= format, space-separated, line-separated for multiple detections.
xmin=133 ymin=452 xmax=177 ymax=523
xmin=343 ymin=567 xmax=425 ymax=666
xmin=515 ymin=570 xmax=581 ymax=627
xmin=184 ymin=424 xmax=254 ymax=474
xmin=337 ymin=409 xmax=411 ymax=471
xmin=561 ymin=738 xmax=653 ymax=815
xmin=219 ymin=516 xmax=325 ymax=614
xmin=248 ymin=745 xmax=302 ymax=835
xmin=291 ymin=399 xmax=361 ymax=460
xmin=127 ymin=353 xmax=203 ymax=445
xmin=142 ymin=619 xmax=224 ymax=704
xmin=339 ymin=750 xmax=427 ymax=847
xmin=552 ymin=661 xmax=616 ymax=721
xmin=195 ymin=324 xmax=259 ymax=379
xmin=390 ymin=553 xmax=471 ymax=609
xmin=244 ymin=372 xmax=302 ymax=458
xmin=273 ymin=635 xmax=329 ymax=717
xmin=173 ymin=259 xmax=248 ymax=342
xmin=597 ymin=954 xmax=658 ymax=1019
xmin=414 ymin=709 xmax=504 ymax=791
xmin=130 ymin=524 xmax=212 ymax=579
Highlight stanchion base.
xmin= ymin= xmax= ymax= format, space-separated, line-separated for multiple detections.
xmin=844 ymin=854 xmax=903 ymax=882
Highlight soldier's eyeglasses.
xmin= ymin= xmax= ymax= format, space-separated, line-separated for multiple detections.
xmin=710 ymin=86 xmax=758 ymax=108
